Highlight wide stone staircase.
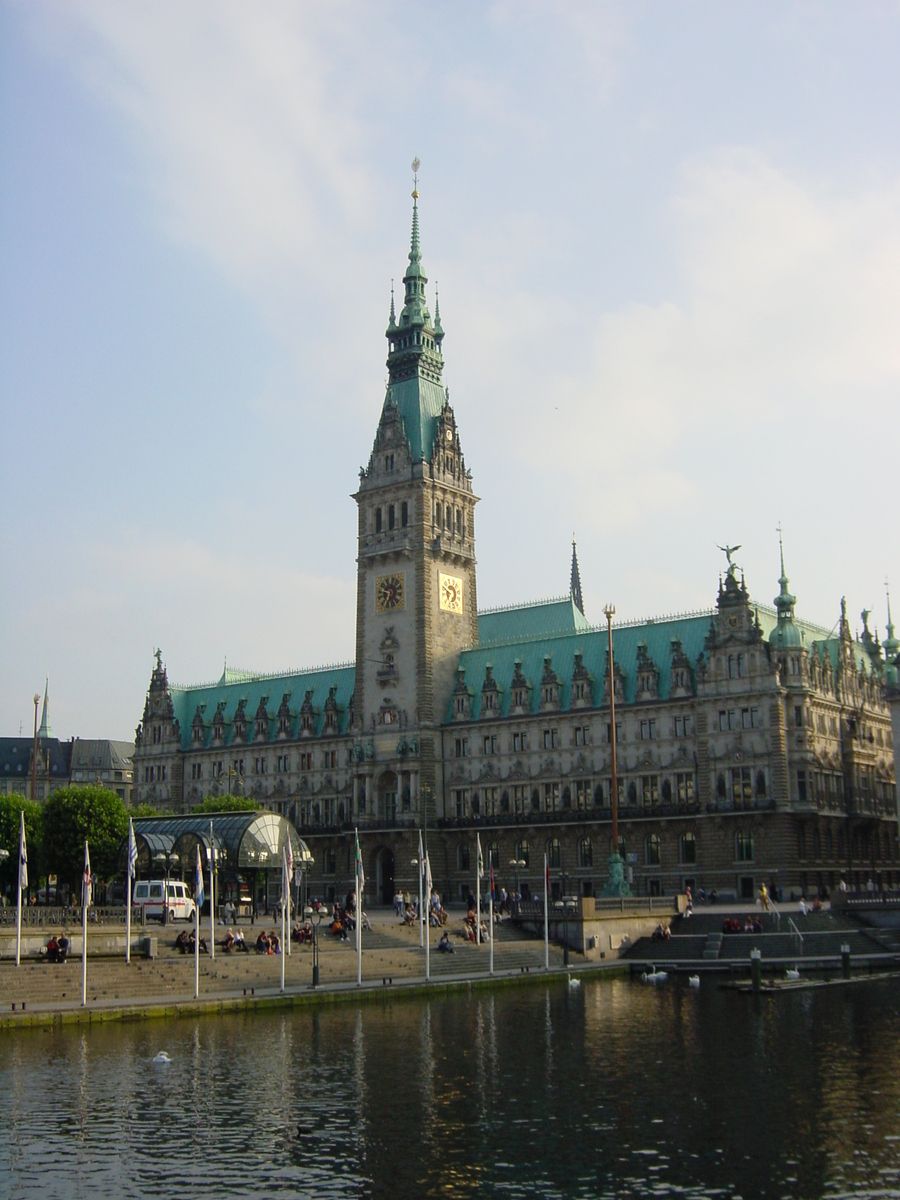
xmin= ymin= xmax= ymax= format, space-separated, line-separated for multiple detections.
xmin=0 ymin=916 xmax=568 ymax=1015
xmin=623 ymin=907 xmax=894 ymax=971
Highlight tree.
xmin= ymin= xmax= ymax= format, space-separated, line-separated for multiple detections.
xmin=194 ymin=795 xmax=260 ymax=814
xmin=0 ymin=796 xmax=42 ymax=899
xmin=42 ymin=786 xmax=129 ymax=893
xmin=128 ymin=803 xmax=162 ymax=818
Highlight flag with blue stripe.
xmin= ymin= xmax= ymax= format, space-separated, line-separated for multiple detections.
xmin=195 ymin=844 xmax=205 ymax=911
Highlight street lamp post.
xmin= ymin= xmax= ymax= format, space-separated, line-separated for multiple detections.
xmin=509 ymin=858 xmax=525 ymax=907
xmin=558 ymin=870 xmax=577 ymax=967
xmin=154 ymin=851 xmax=180 ymax=924
xmin=304 ymin=904 xmax=325 ymax=988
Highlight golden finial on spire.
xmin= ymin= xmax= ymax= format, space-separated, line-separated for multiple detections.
xmin=412 ymin=156 xmax=420 ymax=199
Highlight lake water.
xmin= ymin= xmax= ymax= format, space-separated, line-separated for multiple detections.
xmin=2 ymin=975 xmax=900 ymax=1199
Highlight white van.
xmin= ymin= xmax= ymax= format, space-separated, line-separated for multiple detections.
xmin=132 ymin=879 xmax=196 ymax=923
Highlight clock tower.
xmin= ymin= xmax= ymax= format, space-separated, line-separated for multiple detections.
xmin=352 ymin=171 xmax=478 ymax=820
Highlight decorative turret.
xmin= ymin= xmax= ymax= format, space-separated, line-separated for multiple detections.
xmin=770 ymin=526 xmax=803 ymax=649
xmin=570 ymin=536 xmax=584 ymax=617
xmin=884 ymin=583 xmax=899 ymax=690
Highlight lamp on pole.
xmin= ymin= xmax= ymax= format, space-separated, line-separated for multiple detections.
xmin=557 ymin=869 xmax=578 ymax=968
xmin=509 ymin=858 xmax=525 ymax=906
xmin=304 ymin=904 xmax=325 ymax=988
xmin=153 ymin=850 xmax=180 ymax=924
xmin=603 ymin=603 xmax=630 ymax=897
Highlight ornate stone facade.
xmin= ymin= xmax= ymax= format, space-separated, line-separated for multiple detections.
xmin=132 ymin=191 xmax=897 ymax=909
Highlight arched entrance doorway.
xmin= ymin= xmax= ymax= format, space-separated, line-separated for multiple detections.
xmin=378 ymin=770 xmax=398 ymax=823
xmin=376 ymin=847 xmax=395 ymax=906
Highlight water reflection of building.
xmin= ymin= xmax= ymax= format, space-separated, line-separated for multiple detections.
xmin=131 ymin=186 xmax=896 ymax=907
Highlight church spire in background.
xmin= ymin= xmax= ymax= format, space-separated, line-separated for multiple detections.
xmin=570 ymin=536 xmax=584 ymax=617
xmin=38 ymin=676 xmax=52 ymax=739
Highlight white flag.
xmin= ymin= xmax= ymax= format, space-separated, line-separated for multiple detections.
xmin=286 ymin=836 xmax=294 ymax=883
xmin=418 ymin=830 xmax=424 ymax=866
xmin=18 ymin=810 xmax=27 ymax=892
xmin=127 ymin=818 xmax=137 ymax=879
xmin=425 ymin=851 xmax=433 ymax=899
xmin=83 ymin=841 xmax=92 ymax=908
xmin=477 ymin=833 xmax=484 ymax=879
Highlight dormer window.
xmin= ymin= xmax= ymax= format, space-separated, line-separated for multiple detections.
xmin=401 ymin=501 xmax=408 ymax=527
xmin=375 ymin=508 xmax=382 ymax=534
xmin=388 ymin=504 xmax=395 ymax=531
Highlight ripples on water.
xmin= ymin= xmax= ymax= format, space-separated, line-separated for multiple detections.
xmin=2 ymin=977 xmax=900 ymax=1199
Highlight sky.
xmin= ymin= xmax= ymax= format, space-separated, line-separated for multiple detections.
xmin=1 ymin=1 xmax=898 ymax=741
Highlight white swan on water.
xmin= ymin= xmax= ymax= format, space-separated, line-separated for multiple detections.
xmin=641 ymin=967 xmax=668 ymax=985
xmin=785 ymin=967 xmax=800 ymax=981
xmin=152 ymin=1051 xmax=172 ymax=1064
xmin=688 ymin=975 xmax=700 ymax=988
xmin=568 ymin=975 xmax=581 ymax=988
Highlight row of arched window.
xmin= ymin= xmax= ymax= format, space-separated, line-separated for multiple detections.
xmin=374 ymin=501 xmax=409 ymax=533
xmin=435 ymin=501 xmax=465 ymax=537
xmin=452 ymin=831 xmax=755 ymax=872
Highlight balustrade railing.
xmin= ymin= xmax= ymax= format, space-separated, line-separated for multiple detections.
xmin=0 ymin=905 xmax=141 ymax=928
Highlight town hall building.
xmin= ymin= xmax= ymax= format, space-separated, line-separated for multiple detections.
xmin=132 ymin=185 xmax=898 ymax=910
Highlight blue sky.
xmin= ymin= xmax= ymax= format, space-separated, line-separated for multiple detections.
xmin=1 ymin=1 xmax=898 ymax=739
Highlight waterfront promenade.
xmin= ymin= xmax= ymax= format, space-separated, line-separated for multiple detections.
xmin=0 ymin=906 xmax=573 ymax=1028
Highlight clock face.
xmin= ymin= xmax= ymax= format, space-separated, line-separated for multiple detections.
xmin=375 ymin=573 xmax=405 ymax=613
xmin=445 ymin=427 xmax=453 ymax=441
xmin=439 ymin=572 xmax=463 ymax=614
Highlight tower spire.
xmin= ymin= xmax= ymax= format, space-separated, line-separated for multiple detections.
xmin=570 ymin=535 xmax=584 ymax=617
xmin=774 ymin=522 xmax=796 ymax=622
xmin=38 ymin=675 xmax=52 ymax=739
xmin=410 ymin=156 xmax=421 ymax=264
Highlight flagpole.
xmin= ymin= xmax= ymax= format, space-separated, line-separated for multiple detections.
xmin=425 ymin=853 xmax=431 ymax=983
xmin=194 ymin=845 xmax=201 ymax=999
xmin=476 ymin=833 xmax=482 ymax=946
xmin=209 ymin=820 xmax=215 ymax=961
xmin=544 ymin=852 xmax=549 ymax=970
xmin=82 ymin=840 xmax=90 ymax=1007
xmin=280 ymin=848 xmax=286 ymax=994
xmin=286 ymin=837 xmax=293 ymax=958
xmin=126 ymin=818 xmax=134 ymax=965
xmin=16 ymin=810 xmax=26 ymax=967
xmin=418 ymin=831 xmax=424 ymax=949
xmin=489 ymin=867 xmax=494 ymax=976
xmin=355 ymin=828 xmax=362 ymax=987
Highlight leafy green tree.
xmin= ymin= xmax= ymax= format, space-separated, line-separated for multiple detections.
xmin=0 ymin=796 xmax=42 ymax=899
xmin=194 ymin=795 xmax=260 ymax=814
xmin=128 ymin=803 xmax=161 ymax=818
xmin=42 ymin=786 xmax=129 ymax=893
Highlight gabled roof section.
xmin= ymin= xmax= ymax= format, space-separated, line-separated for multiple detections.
xmin=171 ymin=664 xmax=356 ymax=751
xmin=478 ymin=597 xmax=592 ymax=645
xmin=452 ymin=612 xmax=713 ymax=722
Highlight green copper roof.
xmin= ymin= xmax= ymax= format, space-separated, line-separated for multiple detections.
xmin=170 ymin=665 xmax=355 ymax=752
xmin=383 ymin=185 xmax=447 ymax=464
xmin=384 ymin=378 xmax=447 ymax=464
xmin=451 ymin=612 xmax=713 ymax=722
xmin=478 ymin=597 xmax=591 ymax=645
